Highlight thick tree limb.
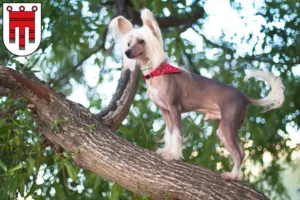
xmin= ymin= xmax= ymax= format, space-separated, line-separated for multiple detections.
xmin=0 ymin=66 xmax=269 ymax=200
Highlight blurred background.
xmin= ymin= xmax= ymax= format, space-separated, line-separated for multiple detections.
xmin=0 ymin=0 xmax=299 ymax=199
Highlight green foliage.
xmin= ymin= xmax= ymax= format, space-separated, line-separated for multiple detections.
xmin=88 ymin=124 xmax=95 ymax=133
xmin=0 ymin=94 xmax=41 ymax=199
xmin=50 ymin=117 xmax=69 ymax=133
xmin=0 ymin=0 xmax=299 ymax=199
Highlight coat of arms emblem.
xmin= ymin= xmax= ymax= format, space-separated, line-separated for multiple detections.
xmin=2 ymin=3 xmax=41 ymax=56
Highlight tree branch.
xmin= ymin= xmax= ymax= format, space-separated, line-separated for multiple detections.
xmin=0 ymin=65 xmax=269 ymax=200
xmin=0 ymin=104 xmax=35 ymax=119
xmin=113 ymin=1 xmax=205 ymax=29
xmin=193 ymin=27 xmax=299 ymax=66
xmin=130 ymin=7 xmax=205 ymax=29
xmin=96 ymin=65 xmax=140 ymax=131
xmin=0 ymin=107 xmax=18 ymax=119
xmin=49 ymin=28 xmax=109 ymax=88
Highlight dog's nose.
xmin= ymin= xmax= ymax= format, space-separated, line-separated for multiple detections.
xmin=125 ymin=49 xmax=132 ymax=58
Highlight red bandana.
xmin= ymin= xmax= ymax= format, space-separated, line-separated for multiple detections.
xmin=143 ymin=62 xmax=181 ymax=80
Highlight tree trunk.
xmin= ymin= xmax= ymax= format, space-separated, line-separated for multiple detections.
xmin=0 ymin=66 xmax=269 ymax=200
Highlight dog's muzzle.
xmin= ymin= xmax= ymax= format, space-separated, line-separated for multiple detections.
xmin=125 ymin=49 xmax=132 ymax=58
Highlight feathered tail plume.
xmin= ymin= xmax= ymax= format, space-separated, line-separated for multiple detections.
xmin=244 ymin=70 xmax=285 ymax=111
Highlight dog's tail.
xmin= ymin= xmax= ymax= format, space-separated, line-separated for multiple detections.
xmin=244 ymin=70 xmax=285 ymax=111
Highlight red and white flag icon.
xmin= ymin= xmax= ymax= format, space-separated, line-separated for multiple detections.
xmin=2 ymin=3 xmax=41 ymax=56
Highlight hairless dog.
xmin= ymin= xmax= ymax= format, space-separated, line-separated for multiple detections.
xmin=109 ymin=9 xmax=285 ymax=181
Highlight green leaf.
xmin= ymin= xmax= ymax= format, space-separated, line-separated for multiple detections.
xmin=19 ymin=177 xmax=25 ymax=197
xmin=9 ymin=177 xmax=19 ymax=199
xmin=89 ymin=124 xmax=95 ymax=133
xmin=111 ymin=184 xmax=119 ymax=200
xmin=28 ymin=156 xmax=35 ymax=175
xmin=0 ymin=159 xmax=7 ymax=172
xmin=118 ymin=126 xmax=134 ymax=134
xmin=65 ymin=165 xmax=77 ymax=182
xmin=55 ymin=125 xmax=60 ymax=133
xmin=55 ymin=183 xmax=66 ymax=200
xmin=64 ymin=160 xmax=72 ymax=167
xmin=15 ymin=101 xmax=25 ymax=110
xmin=0 ymin=119 xmax=6 ymax=128
xmin=8 ymin=163 xmax=24 ymax=173
xmin=94 ymin=175 xmax=102 ymax=190
xmin=53 ymin=154 xmax=61 ymax=163
xmin=63 ymin=151 xmax=69 ymax=158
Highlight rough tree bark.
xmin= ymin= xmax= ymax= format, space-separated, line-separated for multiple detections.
xmin=0 ymin=65 xmax=269 ymax=200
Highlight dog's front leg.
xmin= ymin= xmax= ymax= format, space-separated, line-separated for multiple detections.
xmin=156 ymin=107 xmax=183 ymax=160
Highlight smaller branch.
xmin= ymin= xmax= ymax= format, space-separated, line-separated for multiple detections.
xmin=50 ymin=53 xmax=93 ymax=87
xmin=182 ymin=48 xmax=199 ymax=74
xmin=61 ymin=157 xmax=71 ymax=195
xmin=50 ymin=28 xmax=108 ymax=87
xmin=0 ymin=104 xmax=35 ymax=119
xmin=100 ymin=1 xmax=114 ymax=6
xmin=97 ymin=64 xmax=140 ymax=132
xmin=178 ymin=23 xmax=192 ymax=34
xmin=128 ymin=6 xmax=205 ymax=29
xmin=28 ymin=51 xmax=44 ymax=70
xmin=192 ymin=27 xmax=299 ymax=66
xmin=157 ymin=11 xmax=204 ymax=29
xmin=193 ymin=29 xmax=234 ymax=54
xmin=0 ymin=107 xmax=17 ymax=119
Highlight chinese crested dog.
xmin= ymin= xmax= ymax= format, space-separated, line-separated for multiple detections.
xmin=109 ymin=9 xmax=284 ymax=180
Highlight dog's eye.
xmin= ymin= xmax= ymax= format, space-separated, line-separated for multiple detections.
xmin=138 ymin=39 xmax=144 ymax=44
xmin=127 ymin=42 xmax=130 ymax=47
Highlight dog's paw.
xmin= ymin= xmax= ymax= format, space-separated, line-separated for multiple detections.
xmin=221 ymin=171 xmax=242 ymax=181
xmin=156 ymin=148 xmax=182 ymax=161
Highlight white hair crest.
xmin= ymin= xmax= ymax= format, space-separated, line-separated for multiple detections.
xmin=109 ymin=9 xmax=166 ymax=71
xmin=109 ymin=16 xmax=137 ymax=71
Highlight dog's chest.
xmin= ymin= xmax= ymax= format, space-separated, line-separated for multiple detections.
xmin=146 ymin=86 xmax=167 ymax=109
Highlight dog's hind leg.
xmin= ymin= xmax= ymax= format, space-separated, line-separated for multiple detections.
xmin=157 ymin=107 xmax=183 ymax=160
xmin=218 ymin=120 xmax=245 ymax=181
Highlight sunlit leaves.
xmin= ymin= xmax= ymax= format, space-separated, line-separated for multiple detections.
xmin=111 ymin=184 xmax=120 ymax=200
xmin=64 ymin=160 xmax=77 ymax=183
xmin=0 ymin=96 xmax=41 ymax=199
xmin=0 ymin=160 xmax=7 ymax=172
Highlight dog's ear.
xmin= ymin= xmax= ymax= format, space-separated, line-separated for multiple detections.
xmin=141 ymin=9 xmax=161 ymax=39
xmin=109 ymin=16 xmax=136 ymax=71
xmin=109 ymin=16 xmax=133 ymax=37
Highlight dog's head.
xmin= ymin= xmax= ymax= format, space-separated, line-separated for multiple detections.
xmin=109 ymin=9 xmax=165 ymax=70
